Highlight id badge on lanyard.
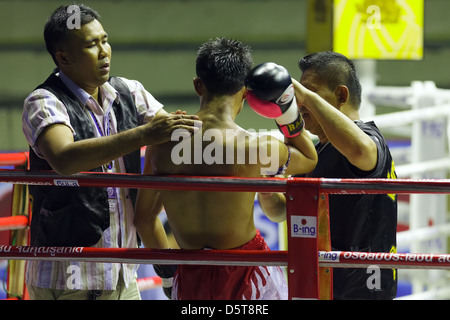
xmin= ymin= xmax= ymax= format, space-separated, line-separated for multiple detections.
xmin=88 ymin=106 xmax=118 ymax=212
xmin=107 ymin=188 xmax=117 ymax=212
xmin=106 ymin=167 xmax=118 ymax=212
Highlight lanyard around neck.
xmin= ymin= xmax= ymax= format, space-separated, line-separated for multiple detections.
xmin=87 ymin=104 xmax=114 ymax=172
xmin=88 ymin=108 xmax=111 ymax=138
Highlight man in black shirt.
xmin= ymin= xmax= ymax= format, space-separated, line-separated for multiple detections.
xmin=259 ymin=51 xmax=397 ymax=299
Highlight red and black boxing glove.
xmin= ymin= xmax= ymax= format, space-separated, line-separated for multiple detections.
xmin=153 ymin=264 xmax=177 ymax=299
xmin=245 ymin=62 xmax=304 ymax=137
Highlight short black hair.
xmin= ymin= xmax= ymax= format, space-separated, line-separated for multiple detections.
xmin=196 ymin=37 xmax=253 ymax=96
xmin=44 ymin=4 xmax=100 ymax=66
xmin=298 ymin=51 xmax=362 ymax=109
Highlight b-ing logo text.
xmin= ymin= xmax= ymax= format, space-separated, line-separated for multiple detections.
xmin=291 ymin=216 xmax=317 ymax=238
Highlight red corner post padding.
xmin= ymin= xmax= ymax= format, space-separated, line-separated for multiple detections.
xmin=286 ymin=177 xmax=321 ymax=300
xmin=317 ymin=193 xmax=333 ymax=300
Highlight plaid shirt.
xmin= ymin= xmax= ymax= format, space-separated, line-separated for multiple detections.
xmin=22 ymin=72 xmax=163 ymax=290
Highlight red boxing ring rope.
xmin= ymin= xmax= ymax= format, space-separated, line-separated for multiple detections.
xmin=0 ymin=169 xmax=449 ymax=194
xmin=0 ymin=216 xmax=28 ymax=231
xmin=0 ymin=153 xmax=28 ymax=167
xmin=0 ymin=169 xmax=449 ymax=299
xmin=1 ymin=246 xmax=449 ymax=270
xmin=0 ymin=246 xmax=287 ymax=266
xmin=318 ymin=251 xmax=450 ymax=270
xmin=137 ymin=276 xmax=162 ymax=292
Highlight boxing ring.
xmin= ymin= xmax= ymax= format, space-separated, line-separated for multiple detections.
xmin=1 ymin=80 xmax=450 ymax=299
xmin=0 ymin=155 xmax=449 ymax=300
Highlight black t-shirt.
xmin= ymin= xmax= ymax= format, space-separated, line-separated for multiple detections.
xmin=300 ymin=121 xmax=398 ymax=299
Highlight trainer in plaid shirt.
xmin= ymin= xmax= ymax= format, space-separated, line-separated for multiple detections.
xmin=22 ymin=4 xmax=198 ymax=300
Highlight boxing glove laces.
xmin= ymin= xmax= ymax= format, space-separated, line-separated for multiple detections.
xmin=245 ymin=62 xmax=304 ymax=137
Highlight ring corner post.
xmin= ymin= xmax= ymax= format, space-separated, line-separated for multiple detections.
xmin=286 ymin=178 xmax=320 ymax=300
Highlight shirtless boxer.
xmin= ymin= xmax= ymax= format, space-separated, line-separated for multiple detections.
xmin=134 ymin=38 xmax=317 ymax=300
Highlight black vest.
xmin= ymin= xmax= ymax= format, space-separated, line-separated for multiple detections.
xmin=29 ymin=72 xmax=141 ymax=247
